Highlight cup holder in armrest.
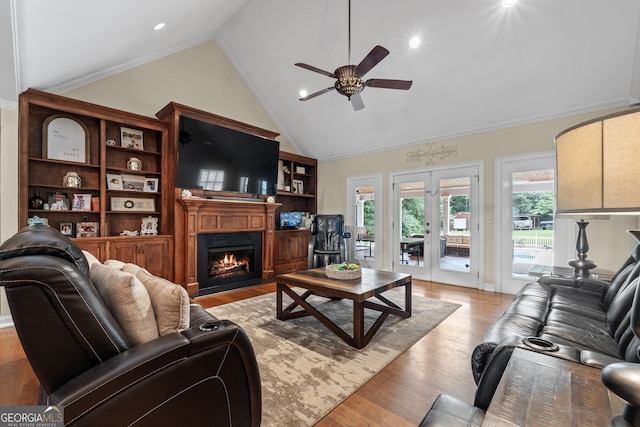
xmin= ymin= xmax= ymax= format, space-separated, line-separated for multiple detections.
xmin=522 ymin=337 xmax=559 ymax=352
xmin=198 ymin=321 xmax=224 ymax=332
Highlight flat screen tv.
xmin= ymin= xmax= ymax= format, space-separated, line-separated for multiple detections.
xmin=177 ymin=116 xmax=280 ymax=197
xmin=279 ymin=211 xmax=302 ymax=229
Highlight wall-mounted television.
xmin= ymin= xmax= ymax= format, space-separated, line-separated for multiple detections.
xmin=279 ymin=211 xmax=302 ymax=229
xmin=177 ymin=116 xmax=280 ymax=197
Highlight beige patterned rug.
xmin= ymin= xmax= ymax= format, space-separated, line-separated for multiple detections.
xmin=207 ymin=289 xmax=460 ymax=427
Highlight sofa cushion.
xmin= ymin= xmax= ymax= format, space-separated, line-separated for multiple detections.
xmin=135 ymin=268 xmax=190 ymax=335
xmin=90 ymin=263 xmax=160 ymax=346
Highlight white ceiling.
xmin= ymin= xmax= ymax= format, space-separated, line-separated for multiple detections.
xmin=2 ymin=0 xmax=640 ymax=161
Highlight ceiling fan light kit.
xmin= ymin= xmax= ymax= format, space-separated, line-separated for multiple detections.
xmin=295 ymin=0 xmax=412 ymax=111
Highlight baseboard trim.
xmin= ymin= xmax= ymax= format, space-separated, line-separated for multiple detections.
xmin=0 ymin=315 xmax=14 ymax=329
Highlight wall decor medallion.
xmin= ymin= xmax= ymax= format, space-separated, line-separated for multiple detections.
xmin=406 ymin=142 xmax=458 ymax=165
xmin=43 ymin=115 xmax=90 ymax=163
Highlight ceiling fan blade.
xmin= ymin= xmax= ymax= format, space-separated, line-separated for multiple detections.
xmin=365 ymin=79 xmax=413 ymax=90
xmin=351 ymin=93 xmax=365 ymax=111
xmin=354 ymin=45 xmax=389 ymax=77
xmin=300 ymin=87 xmax=335 ymax=101
xmin=295 ymin=63 xmax=335 ymax=78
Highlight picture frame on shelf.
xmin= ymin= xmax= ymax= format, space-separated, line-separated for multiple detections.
xmin=140 ymin=216 xmax=158 ymax=235
xmin=71 ymin=193 xmax=92 ymax=211
xmin=59 ymin=222 xmax=73 ymax=236
xmin=106 ymin=173 xmax=123 ymax=190
xmin=76 ymin=221 xmax=99 ymax=238
xmin=144 ymin=177 xmax=159 ymax=192
xmin=110 ymin=197 xmax=155 ymax=212
xmin=43 ymin=115 xmax=90 ymax=164
xmin=120 ymin=127 xmax=144 ymax=150
xmin=293 ymin=179 xmax=304 ymax=194
xmin=47 ymin=192 xmax=69 ymax=210
xmin=121 ymin=174 xmax=145 ymax=191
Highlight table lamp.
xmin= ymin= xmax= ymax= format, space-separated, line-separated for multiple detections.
xmin=555 ymin=108 xmax=640 ymax=277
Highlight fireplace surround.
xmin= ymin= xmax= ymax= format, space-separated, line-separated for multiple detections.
xmin=175 ymin=195 xmax=280 ymax=295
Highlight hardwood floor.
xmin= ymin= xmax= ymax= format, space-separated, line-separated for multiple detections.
xmin=0 ymin=280 xmax=514 ymax=425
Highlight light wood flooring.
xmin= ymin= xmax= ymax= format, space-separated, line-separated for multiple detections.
xmin=0 ymin=280 xmax=514 ymax=426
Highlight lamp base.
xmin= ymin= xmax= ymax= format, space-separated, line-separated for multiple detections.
xmin=569 ymin=220 xmax=597 ymax=278
xmin=568 ymin=258 xmax=597 ymax=278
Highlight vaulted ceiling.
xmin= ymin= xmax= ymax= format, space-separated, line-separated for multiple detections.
xmin=2 ymin=0 xmax=639 ymax=161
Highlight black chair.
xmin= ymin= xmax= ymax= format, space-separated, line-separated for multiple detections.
xmin=308 ymin=214 xmax=351 ymax=268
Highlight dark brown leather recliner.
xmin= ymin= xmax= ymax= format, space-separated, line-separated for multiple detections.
xmin=307 ymin=214 xmax=351 ymax=268
xmin=0 ymin=225 xmax=261 ymax=426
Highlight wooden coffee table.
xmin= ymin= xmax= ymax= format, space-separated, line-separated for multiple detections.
xmin=276 ymin=268 xmax=412 ymax=349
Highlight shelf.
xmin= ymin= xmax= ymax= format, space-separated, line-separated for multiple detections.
xmin=29 ymin=184 xmax=101 ymax=192
xmin=277 ymin=191 xmax=315 ymax=198
xmin=106 ymin=145 xmax=161 ymax=156
xmin=28 ymin=157 xmax=101 ymax=169
xmin=106 ymin=167 xmax=161 ymax=176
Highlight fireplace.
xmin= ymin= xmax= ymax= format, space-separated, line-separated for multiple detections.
xmin=197 ymin=231 xmax=263 ymax=293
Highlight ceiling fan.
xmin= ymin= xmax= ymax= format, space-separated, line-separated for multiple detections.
xmin=295 ymin=0 xmax=413 ymax=111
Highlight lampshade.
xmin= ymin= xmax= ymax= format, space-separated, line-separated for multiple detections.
xmin=555 ymin=108 xmax=640 ymax=214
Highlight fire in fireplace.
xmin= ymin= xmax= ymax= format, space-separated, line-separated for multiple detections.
xmin=197 ymin=231 xmax=263 ymax=293
xmin=208 ymin=245 xmax=251 ymax=279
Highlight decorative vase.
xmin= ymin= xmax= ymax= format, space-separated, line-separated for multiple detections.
xmin=127 ymin=157 xmax=142 ymax=170
xmin=29 ymin=189 xmax=45 ymax=209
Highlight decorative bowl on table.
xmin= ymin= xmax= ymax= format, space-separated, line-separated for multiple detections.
xmin=325 ymin=263 xmax=362 ymax=280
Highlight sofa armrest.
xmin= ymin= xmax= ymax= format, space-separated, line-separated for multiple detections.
xmin=580 ymin=350 xmax=623 ymax=369
xmin=575 ymin=277 xmax=609 ymax=294
xmin=51 ymin=321 xmax=261 ymax=427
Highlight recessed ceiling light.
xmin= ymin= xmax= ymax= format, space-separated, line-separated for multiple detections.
xmin=501 ymin=0 xmax=518 ymax=7
xmin=299 ymin=89 xmax=308 ymax=98
xmin=409 ymin=36 xmax=421 ymax=49
xmin=153 ymin=23 xmax=166 ymax=31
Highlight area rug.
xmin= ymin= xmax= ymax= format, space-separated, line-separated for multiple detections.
xmin=207 ymin=290 xmax=460 ymax=426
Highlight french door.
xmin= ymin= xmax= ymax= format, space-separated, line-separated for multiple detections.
xmin=392 ymin=165 xmax=481 ymax=287
xmin=347 ymin=175 xmax=383 ymax=270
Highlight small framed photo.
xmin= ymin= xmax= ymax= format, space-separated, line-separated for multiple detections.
xmin=120 ymin=127 xmax=144 ymax=150
xmin=293 ymin=179 xmax=304 ymax=194
xmin=121 ymin=174 xmax=145 ymax=191
xmin=76 ymin=221 xmax=99 ymax=238
xmin=71 ymin=193 xmax=92 ymax=211
xmin=144 ymin=177 xmax=159 ymax=192
xmin=47 ymin=192 xmax=69 ymax=210
xmin=106 ymin=173 xmax=123 ymax=190
xmin=59 ymin=222 xmax=74 ymax=236
xmin=141 ymin=216 xmax=158 ymax=235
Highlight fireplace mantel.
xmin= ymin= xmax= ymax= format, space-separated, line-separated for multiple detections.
xmin=174 ymin=196 xmax=281 ymax=294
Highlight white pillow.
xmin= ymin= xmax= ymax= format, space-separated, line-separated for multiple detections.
xmin=135 ymin=268 xmax=190 ymax=335
xmin=82 ymin=250 xmax=101 ymax=268
xmin=104 ymin=259 xmax=126 ymax=270
xmin=90 ymin=263 xmax=160 ymax=346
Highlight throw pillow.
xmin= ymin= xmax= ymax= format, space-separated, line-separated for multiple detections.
xmin=82 ymin=250 xmax=101 ymax=268
xmin=104 ymin=259 xmax=126 ymax=270
xmin=90 ymin=263 xmax=160 ymax=346
xmin=135 ymin=268 xmax=190 ymax=335
xmin=122 ymin=263 xmax=142 ymax=276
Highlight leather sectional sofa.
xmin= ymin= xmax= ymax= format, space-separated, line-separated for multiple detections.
xmin=421 ymin=240 xmax=640 ymax=426
xmin=471 ymin=242 xmax=640 ymax=409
